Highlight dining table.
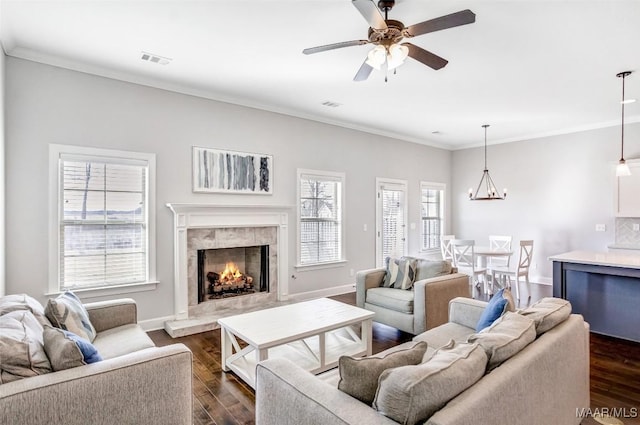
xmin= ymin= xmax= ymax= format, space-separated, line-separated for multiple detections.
xmin=473 ymin=246 xmax=514 ymax=294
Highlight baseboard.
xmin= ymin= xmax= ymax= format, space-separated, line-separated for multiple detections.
xmin=287 ymin=284 xmax=355 ymax=301
xmin=139 ymin=315 xmax=175 ymax=332
xmin=532 ymin=276 xmax=552 ymax=286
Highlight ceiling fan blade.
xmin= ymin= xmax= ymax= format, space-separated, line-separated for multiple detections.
xmin=352 ymin=0 xmax=388 ymax=30
xmin=303 ymin=40 xmax=369 ymax=55
xmin=353 ymin=60 xmax=374 ymax=82
xmin=405 ymin=9 xmax=475 ymax=37
xmin=403 ymin=43 xmax=448 ymax=70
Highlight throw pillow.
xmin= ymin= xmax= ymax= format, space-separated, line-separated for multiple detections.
xmin=373 ymin=340 xmax=487 ymax=425
xmin=394 ymin=257 xmax=418 ymax=290
xmin=0 ymin=293 xmax=51 ymax=326
xmin=45 ymin=291 xmax=97 ymax=342
xmin=0 ymin=310 xmax=53 ymax=384
xmin=382 ymin=257 xmax=400 ymax=288
xmin=518 ymin=297 xmax=571 ymax=335
xmin=43 ymin=326 xmax=103 ymax=371
xmin=337 ymin=341 xmax=428 ymax=405
xmin=475 ymin=288 xmax=511 ymax=332
xmin=467 ymin=312 xmax=536 ymax=371
xmin=502 ymin=288 xmax=516 ymax=313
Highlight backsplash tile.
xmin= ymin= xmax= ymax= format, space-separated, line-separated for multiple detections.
xmin=615 ymin=218 xmax=640 ymax=246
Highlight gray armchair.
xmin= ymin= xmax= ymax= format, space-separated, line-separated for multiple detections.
xmin=356 ymin=259 xmax=471 ymax=334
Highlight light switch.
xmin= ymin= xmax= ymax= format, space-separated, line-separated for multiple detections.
xmin=633 ymin=224 xmax=640 ymax=231
xmin=363 ymin=224 xmax=367 ymax=231
xmin=595 ymin=224 xmax=606 ymax=232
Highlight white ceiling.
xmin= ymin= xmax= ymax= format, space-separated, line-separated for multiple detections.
xmin=1 ymin=0 xmax=639 ymax=150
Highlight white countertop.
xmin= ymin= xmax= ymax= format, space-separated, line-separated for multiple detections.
xmin=549 ymin=250 xmax=640 ymax=269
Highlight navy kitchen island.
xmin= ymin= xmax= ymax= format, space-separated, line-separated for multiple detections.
xmin=550 ymin=250 xmax=640 ymax=343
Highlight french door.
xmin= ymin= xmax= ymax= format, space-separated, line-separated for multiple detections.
xmin=376 ymin=178 xmax=408 ymax=267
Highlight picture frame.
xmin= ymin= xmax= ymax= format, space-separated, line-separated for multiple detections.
xmin=192 ymin=146 xmax=273 ymax=194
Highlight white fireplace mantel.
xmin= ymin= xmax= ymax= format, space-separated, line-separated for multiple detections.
xmin=166 ymin=203 xmax=293 ymax=320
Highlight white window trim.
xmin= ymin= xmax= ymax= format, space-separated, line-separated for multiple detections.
xmin=48 ymin=144 xmax=157 ymax=297
xmin=419 ymin=181 xmax=446 ymax=253
xmin=295 ymin=168 xmax=346 ymax=269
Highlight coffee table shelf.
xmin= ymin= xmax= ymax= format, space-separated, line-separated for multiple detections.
xmin=218 ymin=298 xmax=374 ymax=389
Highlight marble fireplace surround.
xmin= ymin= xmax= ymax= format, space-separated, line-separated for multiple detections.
xmin=165 ymin=204 xmax=291 ymax=336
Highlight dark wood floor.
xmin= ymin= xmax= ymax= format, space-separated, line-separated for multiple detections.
xmin=149 ymin=284 xmax=640 ymax=425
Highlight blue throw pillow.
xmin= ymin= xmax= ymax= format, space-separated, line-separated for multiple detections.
xmin=62 ymin=330 xmax=103 ymax=364
xmin=476 ymin=289 xmax=509 ymax=332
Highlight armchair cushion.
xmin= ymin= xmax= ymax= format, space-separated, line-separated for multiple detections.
xmin=338 ymin=341 xmax=428 ymax=405
xmin=92 ymin=324 xmax=155 ymax=360
xmin=45 ymin=291 xmax=97 ymax=342
xmin=366 ymin=287 xmax=414 ymax=314
xmin=411 ymin=258 xmax=453 ymax=281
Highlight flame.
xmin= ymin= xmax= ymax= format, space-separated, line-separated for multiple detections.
xmin=220 ymin=262 xmax=243 ymax=282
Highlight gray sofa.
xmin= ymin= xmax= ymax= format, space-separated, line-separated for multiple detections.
xmin=356 ymin=259 xmax=471 ymax=334
xmin=255 ymin=297 xmax=590 ymax=425
xmin=0 ymin=297 xmax=193 ymax=425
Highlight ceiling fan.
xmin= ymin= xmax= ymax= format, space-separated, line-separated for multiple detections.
xmin=302 ymin=0 xmax=475 ymax=81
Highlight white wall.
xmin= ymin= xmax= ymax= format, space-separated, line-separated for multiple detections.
xmin=0 ymin=51 xmax=5 ymax=296
xmin=5 ymin=57 xmax=451 ymax=321
xmin=452 ymin=123 xmax=640 ymax=282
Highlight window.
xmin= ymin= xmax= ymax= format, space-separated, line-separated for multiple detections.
xmin=420 ymin=182 xmax=445 ymax=251
xmin=297 ymin=169 xmax=345 ymax=267
xmin=49 ymin=145 xmax=156 ymax=294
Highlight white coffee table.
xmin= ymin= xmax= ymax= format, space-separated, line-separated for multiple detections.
xmin=218 ymin=298 xmax=374 ymax=389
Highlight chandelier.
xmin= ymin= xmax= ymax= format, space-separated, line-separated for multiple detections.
xmin=468 ymin=125 xmax=507 ymax=201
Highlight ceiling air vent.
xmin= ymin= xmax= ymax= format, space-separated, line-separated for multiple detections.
xmin=140 ymin=51 xmax=172 ymax=65
xmin=321 ymin=101 xmax=342 ymax=108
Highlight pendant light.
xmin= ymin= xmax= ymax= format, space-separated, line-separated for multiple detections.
xmin=616 ymin=71 xmax=632 ymax=177
xmin=468 ymin=124 xmax=507 ymax=200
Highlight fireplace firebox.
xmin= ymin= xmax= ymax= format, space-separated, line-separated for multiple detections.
xmin=197 ymin=245 xmax=269 ymax=303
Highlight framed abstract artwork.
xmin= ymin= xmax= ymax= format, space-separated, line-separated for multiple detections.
xmin=192 ymin=147 xmax=273 ymax=194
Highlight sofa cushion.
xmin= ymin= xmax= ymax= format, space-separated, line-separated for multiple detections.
xmin=43 ymin=325 xmax=103 ymax=371
xmin=45 ymin=291 xmax=97 ymax=342
xmin=366 ymin=287 xmax=414 ymax=314
xmin=338 ymin=341 xmax=427 ymax=405
xmin=475 ymin=288 xmax=510 ymax=332
xmin=0 ymin=310 xmax=52 ymax=384
xmin=519 ymin=297 xmax=572 ymax=335
xmin=0 ymin=293 xmax=51 ymax=326
xmin=467 ymin=311 xmax=536 ymax=371
xmin=92 ymin=323 xmax=155 ymax=360
xmin=413 ymin=322 xmax=475 ymax=351
xmin=373 ymin=340 xmax=487 ymax=425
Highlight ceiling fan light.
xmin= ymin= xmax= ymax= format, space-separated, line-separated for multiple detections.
xmin=387 ymin=44 xmax=408 ymax=69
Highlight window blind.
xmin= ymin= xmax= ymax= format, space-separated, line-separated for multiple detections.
xmin=421 ymin=187 xmax=443 ymax=250
xmin=59 ymin=157 xmax=148 ymax=290
xmin=381 ymin=189 xmax=405 ymax=264
xmin=299 ymin=174 xmax=342 ymax=265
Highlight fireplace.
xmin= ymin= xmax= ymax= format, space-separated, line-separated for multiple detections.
xmin=197 ymin=245 xmax=269 ymax=302
xmin=166 ymin=203 xmax=290 ymax=328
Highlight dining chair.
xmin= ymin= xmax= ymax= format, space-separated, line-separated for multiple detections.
xmin=451 ymin=239 xmax=487 ymax=297
xmin=440 ymin=235 xmax=456 ymax=262
xmin=490 ymin=240 xmax=534 ymax=301
xmin=487 ymin=235 xmax=513 ymax=292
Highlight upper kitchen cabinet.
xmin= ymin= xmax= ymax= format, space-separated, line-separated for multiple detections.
xmin=615 ymin=160 xmax=640 ymax=217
